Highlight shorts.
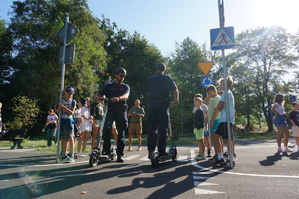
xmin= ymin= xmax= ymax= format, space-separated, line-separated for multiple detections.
xmin=292 ymin=125 xmax=299 ymax=137
xmin=273 ymin=115 xmax=287 ymax=127
xmin=210 ymin=119 xmax=220 ymax=134
xmin=193 ymin=128 xmax=204 ymax=140
xmin=60 ymin=122 xmax=74 ymax=140
xmin=215 ymin=122 xmax=234 ymax=139
xmin=204 ymin=129 xmax=210 ymax=136
xmin=129 ymin=123 xmax=142 ymax=134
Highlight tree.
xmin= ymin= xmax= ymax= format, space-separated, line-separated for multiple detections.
xmin=234 ymin=26 xmax=297 ymax=132
xmin=168 ymin=37 xmax=221 ymax=134
xmin=7 ymin=0 xmax=107 ymax=112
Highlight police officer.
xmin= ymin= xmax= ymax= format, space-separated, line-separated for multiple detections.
xmin=147 ymin=62 xmax=179 ymax=157
xmin=98 ymin=68 xmax=130 ymax=162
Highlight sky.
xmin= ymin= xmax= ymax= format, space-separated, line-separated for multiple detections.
xmin=1 ymin=0 xmax=299 ymax=56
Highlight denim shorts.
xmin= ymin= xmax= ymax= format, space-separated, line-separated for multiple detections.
xmin=273 ymin=115 xmax=287 ymax=127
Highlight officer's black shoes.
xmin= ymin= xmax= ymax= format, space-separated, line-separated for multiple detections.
xmin=117 ymin=156 xmax=124 ymax=162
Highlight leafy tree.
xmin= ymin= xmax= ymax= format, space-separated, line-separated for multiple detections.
xmin=234 ymin=26 xmax=297 ymax=132
xmin=7 ymin=0 xmax=107 ymax=112
xmin=168 ymin=37 xmax=221 ymax=134
xmin=8 ymin=95 xmax=40 ymax=130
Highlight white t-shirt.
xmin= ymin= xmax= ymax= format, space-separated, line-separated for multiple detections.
xmin=47 ymin=114 xmax=58 ymax=124
xmin=273 ymin=102 xmax=285 ymax=115
xmin=80 ymin=106 xmax=92 ymax=132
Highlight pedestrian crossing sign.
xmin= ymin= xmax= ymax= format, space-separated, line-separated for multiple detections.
xmin=210 ymin=26 xmax=235 ymax=50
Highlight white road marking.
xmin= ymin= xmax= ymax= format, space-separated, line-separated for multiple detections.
xmin=124 ymin=155 xmax=140 ymax=160
xmin=194 ymin=181 xmax=219 ymax=186
xmin=0 ymin=179 xmax=9 ymax=182
xmin=120 ymin=164 xmax=138 ymax=169
xmin=195 ymin=188 xmax=225 ymax=195
xmin=193 ymin=176 xmax=213 ymax=180
xmin=190 ymin=149 xmax=299 ymax=178
xmin=177 ymin=155 xmax=187 ymax=162
xmin=54 ymin=172 xmax=94 ymax=178
xmin=140 ymin=156 xmax=149 ymax=161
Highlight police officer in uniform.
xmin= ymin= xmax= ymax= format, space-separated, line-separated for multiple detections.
xmin=98 ymin=68 xmax=130 ymax=162
xmin=147 ymin=62 xmax=179 ymax=157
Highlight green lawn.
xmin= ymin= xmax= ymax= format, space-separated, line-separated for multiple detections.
xmin=0 ymin=130 xmax=284 ymax=153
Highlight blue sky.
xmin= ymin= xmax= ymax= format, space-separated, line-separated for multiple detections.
xmin=1 ymin=0 xmax=299 ymax=56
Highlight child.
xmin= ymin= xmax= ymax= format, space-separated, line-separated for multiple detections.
xmin=289 ymin=102 xmax=299 ymax=152
xmin=271 ymin=93 xmax=292 ymax=153
xmin=210 ymin=77 xmax=235 ymax=165
xmin=42 ymin=109 xmax=58 ymax=146
xmin=193 ymin=97 xmax=205 ymax=160
xmin=193 ymin=93 xmax=211 ymax=157
xmin=77 ymin=98 xmax=93 ymax=157
xmin=203 ymin=85 xmax=222 ymax=161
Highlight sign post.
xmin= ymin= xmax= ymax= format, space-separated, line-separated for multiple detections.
xmin=210 ymin=0 xmax=235 ymax=168
xmin=56 ymin=15 xmax=78 ymax=163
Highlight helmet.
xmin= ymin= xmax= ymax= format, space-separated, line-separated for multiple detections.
xmin=155 ymin=62 xmax=166 ymax=71
xmin=65 ymin=86 xmax=75 ymax=94
xmin=114 ymin=67 xmax=127 ymax=75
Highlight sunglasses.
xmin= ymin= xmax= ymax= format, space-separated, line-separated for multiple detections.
xmin=119 ymin=74 xmax=126 ymax=78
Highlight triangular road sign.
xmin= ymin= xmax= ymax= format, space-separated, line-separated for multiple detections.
xmin=197 ymin=62 xmax=213 ymax=76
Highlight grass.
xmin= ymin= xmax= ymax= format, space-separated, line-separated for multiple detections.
xmin=0 ymin=129 xmax=285 ymax=153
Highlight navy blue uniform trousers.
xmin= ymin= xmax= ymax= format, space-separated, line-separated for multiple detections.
xmin=147 ymin=101 xmax=169 ymax=154
xmin=103 ymin=108 xmax=128 ymax=156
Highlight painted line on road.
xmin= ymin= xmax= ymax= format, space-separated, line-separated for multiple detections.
xmin=120 ymin=164 xmax=138 ymax=169
xmin=54 ymin=172 xmax=94 ymax=178
xmin=190 ymin=149 xmax=299 ymax=179
xmin=124 ymin=155 xmax=140 ymax=160
xmin=0 ymin=160 xmax=89 ymax=168
xmin=0 ymin=179 xmax=9 ymax=182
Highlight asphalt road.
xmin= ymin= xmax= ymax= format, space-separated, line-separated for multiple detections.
xmin=0 ymin=139 xmax=299 ymax=199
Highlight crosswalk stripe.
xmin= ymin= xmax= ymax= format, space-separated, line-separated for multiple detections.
xmin=177 ymin=155 xmax=188 ymax=161
xmin=124 ymin=155 xmax=140 ymax=160
xmin=195 ymin=188 xmax=225 ymax=195
xmin=193 ymin=176 xmax=212 ymax=180
xmin=140 ymin=156 xmax=149 ymax=161
xmin=194 ymin=181 xmax=219 ymax=186
xmin=193 ymin=171 xmax=214 ymax=175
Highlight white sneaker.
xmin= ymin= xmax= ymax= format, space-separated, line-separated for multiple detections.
xmin=82 ymin=152 xmax=87 ymax=157
xmin=77 ymin=153 xmax=84 ymax=157
xmin=65 ymin=157 xmax=75 ymax=163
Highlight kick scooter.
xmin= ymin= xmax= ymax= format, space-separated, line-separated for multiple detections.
xmin=89 ymin=99 xmax=116 ymax=167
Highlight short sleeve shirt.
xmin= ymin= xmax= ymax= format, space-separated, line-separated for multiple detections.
xmin=219 ymin=90 xmax=235 ymax=124
xmin=99 ymin=81 xmax=130 ymax=109
xmin=273 ymin=102 xmax=285 ymax=115
xmin=61 ymin=98 xmax=76 ymax=119
xmin=289 ymin=110 xmax=299 ymax=126
xmin=128 ymin=106 xmax=145 ymax=123
xmin=147 ymin=73 xmax=177 ymax=100
xmin=207 ymin=95 xmax=221 ymax=121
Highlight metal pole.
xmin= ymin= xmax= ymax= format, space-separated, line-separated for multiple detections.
xmin=218 ymin=0 xmax=234 ymax=168
xmin=56 ymin=15 xmax=69 ymax=163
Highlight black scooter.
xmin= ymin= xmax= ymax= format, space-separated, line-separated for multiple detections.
xmin=150 ymin=119 xmax=177 ymax=167
xmin=89 ymin=99 xmax=116 ymax=167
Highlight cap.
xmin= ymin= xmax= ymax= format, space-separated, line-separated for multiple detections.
xmin=65 ymin=86 xmax=75 ymax=94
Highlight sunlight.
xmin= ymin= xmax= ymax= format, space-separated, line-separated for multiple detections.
xmin=253 ymin=0 xmax=299 ymax=34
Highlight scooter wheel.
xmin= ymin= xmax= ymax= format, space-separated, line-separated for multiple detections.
xmin=150 ymin=152 xmax=159 ymax=167
xmin=89 ymin=151 xmax=99 ymax=167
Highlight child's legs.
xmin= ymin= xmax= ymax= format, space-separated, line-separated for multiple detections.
xmin=82 ymin=131 xmax=90 ymax=152
xmin=204 ymin=136 xmax=211 ymax=150
xmin=68 ymin=136 xmax=74 ymax=155
xmin=198 ymin=139 xmax=205 ymax=155
xmin=77 ymin=136 xmax=83 ymax=152
xmin=92 ymin=125 xmax=99 ymax=148
xmin=296 ymin=137 xmax=299 ymax=146
xmin=213 ymin=134 xmax=222 ymax=154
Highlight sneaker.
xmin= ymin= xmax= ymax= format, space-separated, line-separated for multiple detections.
xmin=65 ymin=157 xmax=75 ymax=163
xmin=277 ymin=148 xmax=283 ymax=153
xmin=137 ymin=147 xmax=141 ymax=151
xmin=81 ymin=152 xmax=87 ymax=157
xmin=195 ymin=154 xmax=206 ymax=160
xmin=207 ymin=149 xmax=212 ymax=157
xmin=128 ymin=146 xmax=132 ymax=151
xmin=117 ymin=156 xmax=124 ymax=162
xmin=77 ymin=152 xmax=84 ymax=157
xmin=209 ymin=154 xmax=217 ymax=162
xmin=213 ymin=158 xmax=225 ymax=165
xmin=283 ymin=148 xmax=293 ymax=153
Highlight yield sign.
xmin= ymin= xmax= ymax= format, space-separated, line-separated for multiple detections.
xmin=197 ymin=62 xmax=213 ymax=76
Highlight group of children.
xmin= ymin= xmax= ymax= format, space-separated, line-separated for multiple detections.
xmin=193 ymin=77 xmax=235 ymax=165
